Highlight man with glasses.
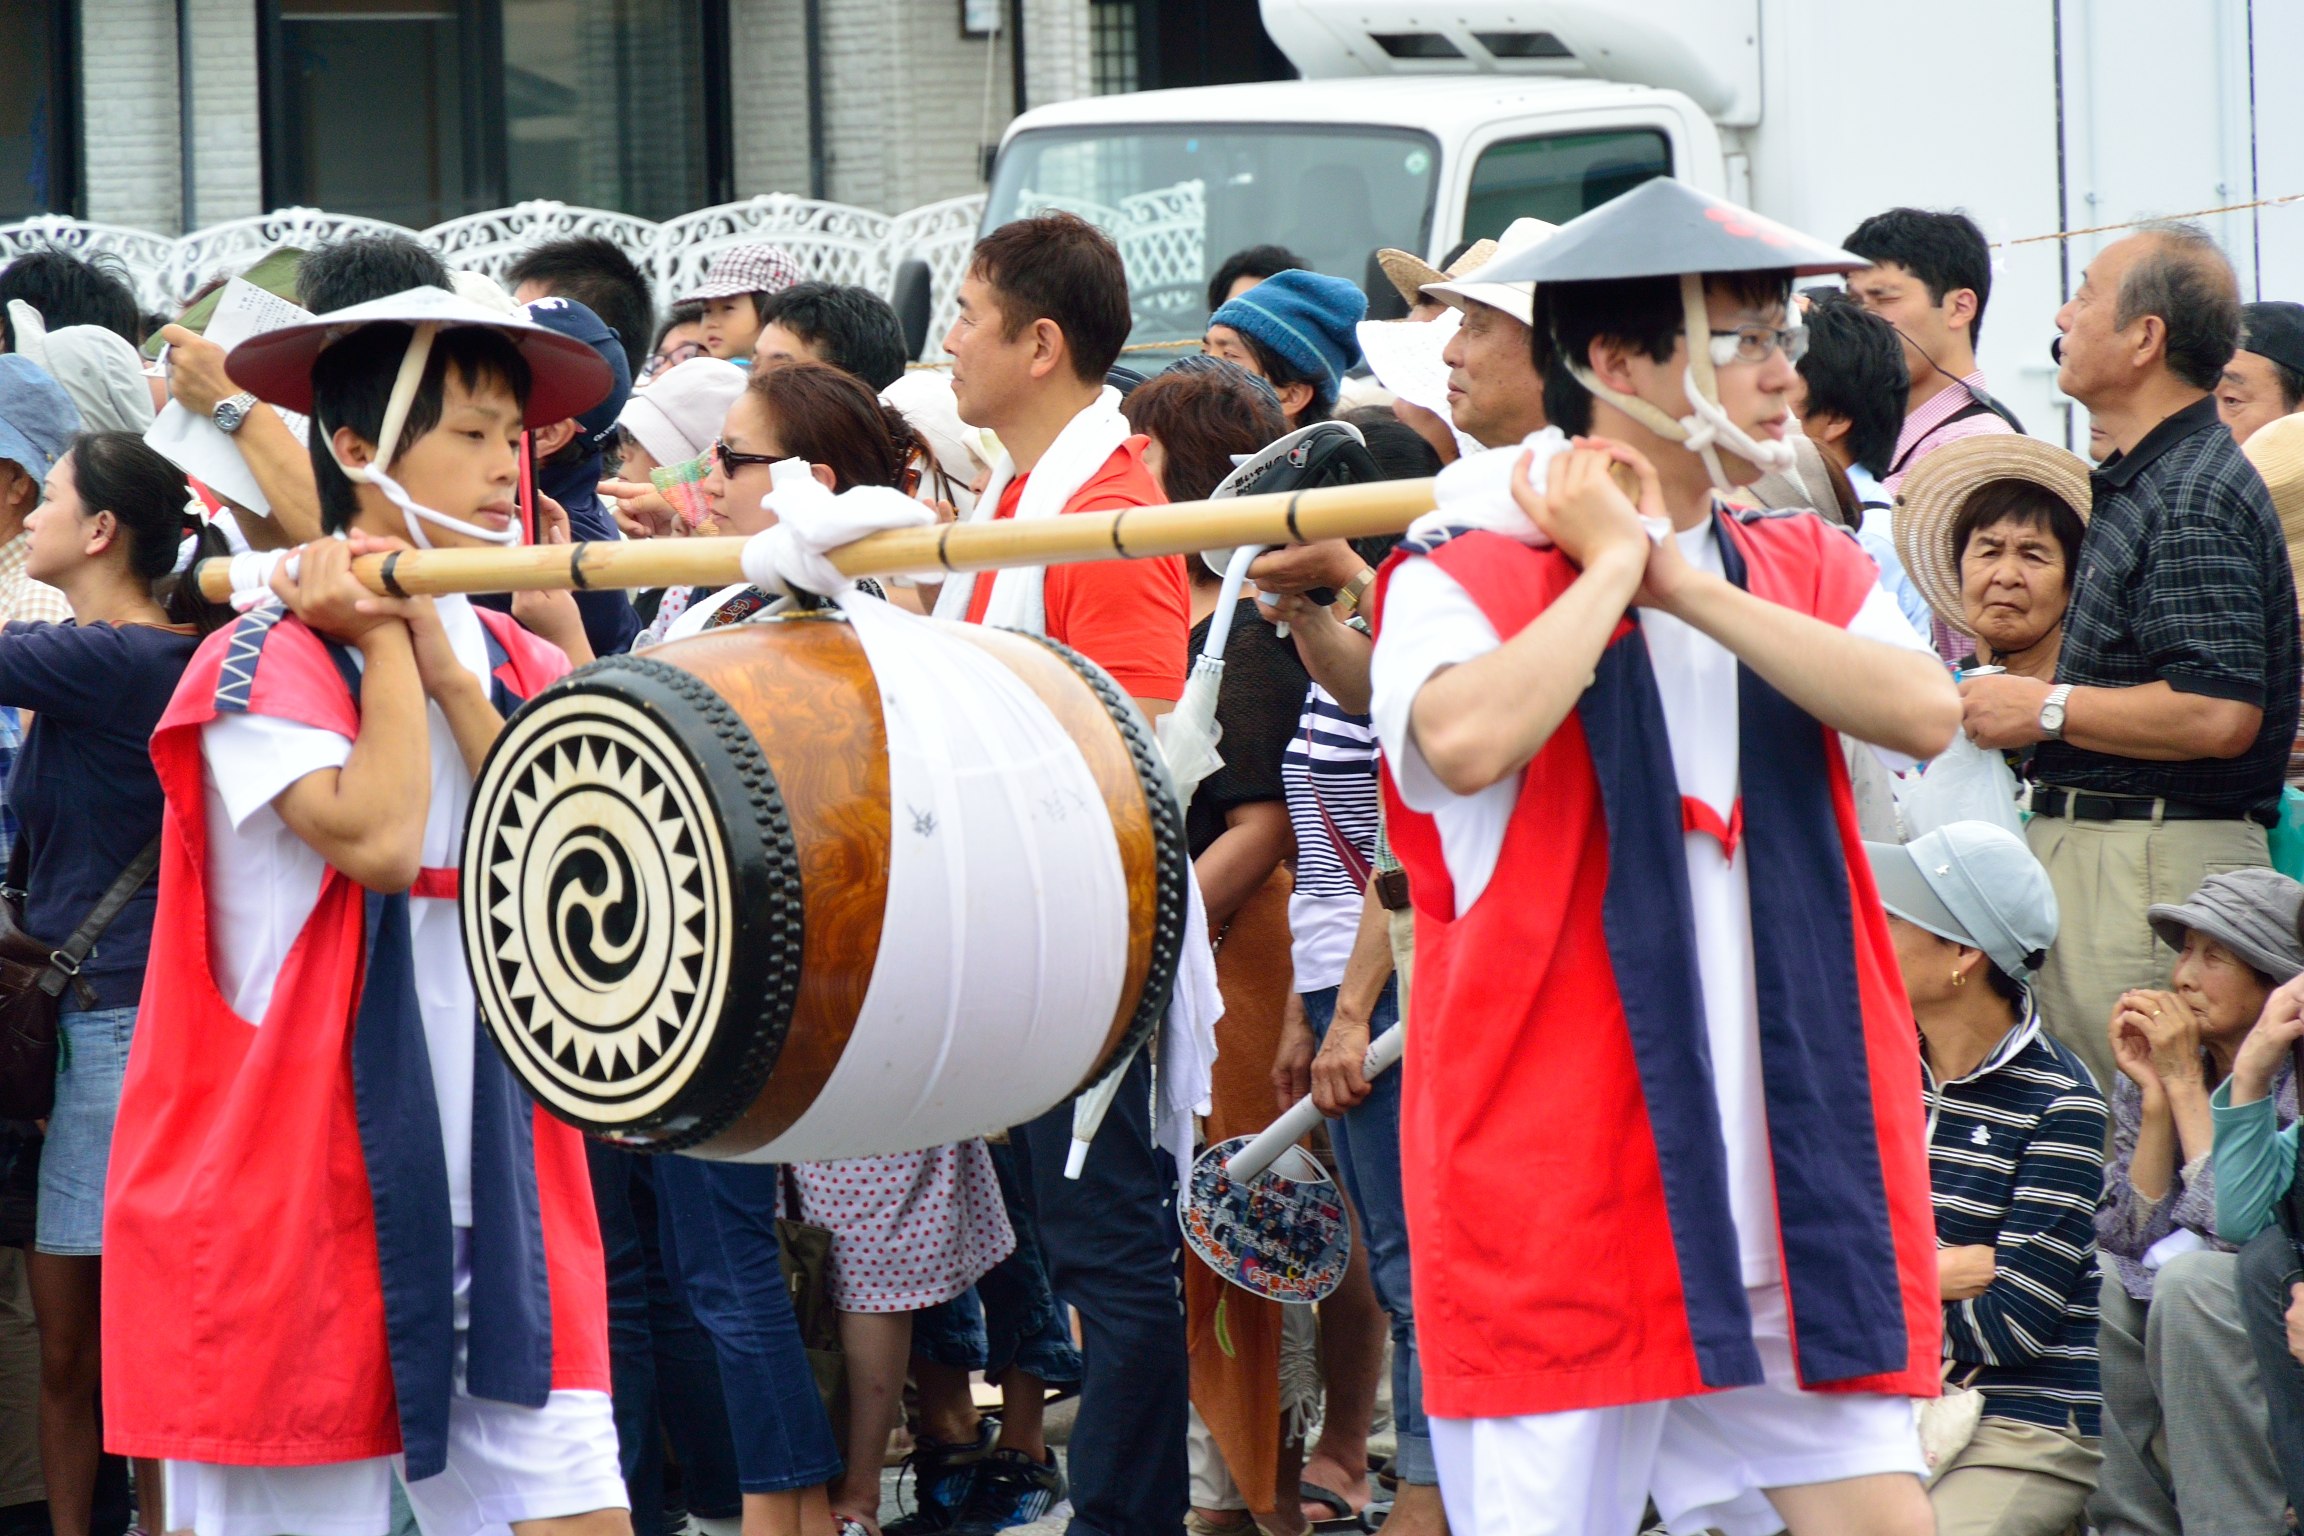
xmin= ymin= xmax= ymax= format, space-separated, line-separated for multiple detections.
xmin=1367 ymin=179 xmax=1959 ymax=1536
xmin=1841 ymin=207 xmax=2018 ymax=493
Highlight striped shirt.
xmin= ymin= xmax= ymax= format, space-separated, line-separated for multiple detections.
xmin=1282 ymin=683 xmax=1379 ymax=989
xmin=1923 ymin=998 xmax=2107 ymax=1434
xmin=1880 ymin=370 xmax=2013 ymax=494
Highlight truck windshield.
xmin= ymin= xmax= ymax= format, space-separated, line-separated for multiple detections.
xmin=984 ymin=124 xmax=1441 ymax=356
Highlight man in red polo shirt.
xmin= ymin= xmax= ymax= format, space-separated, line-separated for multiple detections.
xmin=917 ymin=212 xmax=1191 ymax=1536
xmin=935 ymin=212 xmax=1186 ymax=716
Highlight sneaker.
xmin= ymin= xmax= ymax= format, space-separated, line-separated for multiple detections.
xmin=886 ymin=1420 xmax=997 ymax=1536
xmin=950 ymin=1448 xmax=1065 ymax=1534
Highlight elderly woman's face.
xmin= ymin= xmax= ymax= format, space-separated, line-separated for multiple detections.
xmin=2170 ymin=928 xmax=2274 ymax=1043
xmin=1959 ymin=513 xmax=2070 ymax=656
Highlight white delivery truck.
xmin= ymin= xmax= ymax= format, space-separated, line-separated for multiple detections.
xmin=977 ymin=0 xmax=2304 ymax=447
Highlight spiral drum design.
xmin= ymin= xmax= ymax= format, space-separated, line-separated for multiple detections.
xmin=462 ymin=599 xmax=1188 ymax=1159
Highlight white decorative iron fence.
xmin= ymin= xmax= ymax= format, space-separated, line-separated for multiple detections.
xmin=0 ymin=194 xmax=990 ymax=360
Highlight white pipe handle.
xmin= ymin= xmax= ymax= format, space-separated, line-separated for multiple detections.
xmin=1224 ymin=1021 xmax=1404 ymax=1182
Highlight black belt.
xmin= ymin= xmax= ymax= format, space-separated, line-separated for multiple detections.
xmin=2031 ymin=785 xmax=2241 ymax=823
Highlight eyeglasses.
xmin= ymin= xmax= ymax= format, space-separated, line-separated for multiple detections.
xmin=711 ymin=439 xmax=780 ymax=474
xmin=1707 ymin=323 xmax=1808 ymax=368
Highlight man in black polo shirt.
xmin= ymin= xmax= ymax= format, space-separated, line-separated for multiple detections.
xmin=1961 ymin=221 xmax=2299 ymax=1090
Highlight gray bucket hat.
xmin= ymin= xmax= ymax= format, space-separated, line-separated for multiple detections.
xmin=1866 ymin=822 xmax=2058 ymax=981
xmin=2148 ymin=867 xmax=2304 ymax=982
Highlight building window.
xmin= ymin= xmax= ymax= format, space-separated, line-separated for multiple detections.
xmin=503 ymin=0 xmax=719 ymax=221
xmin=1091 ymin=2 xmax=1139 ymax=96
xmin=0 ymin=2 xmax=77 ymax=218
xmin=261 ymin=0 xmax=726 ymax=227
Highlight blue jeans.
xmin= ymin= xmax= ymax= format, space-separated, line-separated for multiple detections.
xmin=590 ymin=1142 xmax=741 ymax=1530
xmin=37 ymin=1003 xmax=135 ymax=1256
xmin=654 ymin=1158 xmax=844 ymax=1494
xmin=913 ymin=1138 xmax=1084 ymax=1386
xmin=1302 ymin=980 xmax=1433 ymax=1486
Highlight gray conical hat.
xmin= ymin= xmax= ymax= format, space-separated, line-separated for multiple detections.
xmin=1478 ymin=178 xmax=1865 ymax=286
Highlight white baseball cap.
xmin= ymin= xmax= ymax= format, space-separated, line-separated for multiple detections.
xmin=1865 ymin=822 xmax=2058 ymax=980
xmin=619 ymin=356 xmax=748 ymax=468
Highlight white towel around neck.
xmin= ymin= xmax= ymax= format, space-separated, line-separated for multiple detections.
xmin=931 ymin=387 xmax=1134 ymax=635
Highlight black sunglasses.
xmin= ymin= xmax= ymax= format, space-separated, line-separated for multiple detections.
xmin=712 ymin=438 xmax=779 ymax=473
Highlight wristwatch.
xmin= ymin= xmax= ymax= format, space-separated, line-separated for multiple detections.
xmin=212 ymin=391 xmax=257 ymax=435
xmin=1332 ymin=565 xmax=1377 ymax=618
xmin=2038 ymin=683 xmax=2074 ymax=741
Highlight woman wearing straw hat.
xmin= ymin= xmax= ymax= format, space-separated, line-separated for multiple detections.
xmin=1893 ymin=434 xmax=2091 ymax=689
xmin=1864 ymin=822 xmax=2105 ymax=1536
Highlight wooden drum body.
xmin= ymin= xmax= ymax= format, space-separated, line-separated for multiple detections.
xmin=461 ymin=598 xmax=1188 ymax=1159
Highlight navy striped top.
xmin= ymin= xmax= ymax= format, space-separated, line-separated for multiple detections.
xmin=1922 ymin=999 xmax=2108 ymax=1434
xmin=1281 ymin=683 xmax=1380 ymax=989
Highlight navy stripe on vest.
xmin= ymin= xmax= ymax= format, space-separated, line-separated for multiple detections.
xmin=1715 ymin=518 xmax=1911 ymax=1383
xmin=1578 ymin=621 xmax=1763 ymax=1389
xmin=211 ymin=607 xmax=286 ymax=713
xmin=463 ymin=617 xmax=556 ymax=1410
xmin=339 ymin=615 xmax=558 ymax=1476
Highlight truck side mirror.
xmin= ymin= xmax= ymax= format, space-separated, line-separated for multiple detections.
xmin=1363 ymin=250 xmax=1408 ymax=322
xmin=892 ymin=258 xmax=934 ymax=360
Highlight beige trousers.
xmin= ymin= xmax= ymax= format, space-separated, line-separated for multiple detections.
xmin=2024 ymin=812 xmax=2268 ymax=1093
xmin=1930 ymin=1416 xmax=2100 ymax=1536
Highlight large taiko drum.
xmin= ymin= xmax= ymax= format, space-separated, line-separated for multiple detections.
xmin=460 ymin=596 xmax=1188 ymax=1159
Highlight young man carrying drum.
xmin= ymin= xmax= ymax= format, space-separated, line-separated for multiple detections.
xmin=101 ymin=289 xmax=630 ymax=1536
xmin=918 ymin=213 xmax=1193 ymax=1536
xmin=1367 ymin=181 xmax=1961 ymax=1536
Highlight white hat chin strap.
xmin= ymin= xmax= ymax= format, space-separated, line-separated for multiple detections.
xmin=1565 ymin=272 xmax=1796 ymax=494
xmin=325 ymin=319 xmax=523 ymax=550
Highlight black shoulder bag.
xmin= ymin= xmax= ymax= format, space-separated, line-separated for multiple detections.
xmin=0 ymin=835 xmax=163 ymax=1120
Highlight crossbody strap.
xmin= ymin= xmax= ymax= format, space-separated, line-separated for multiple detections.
xmin=1299 ymin=717 xmax=1375 ymax=890
xmin=37 ymin=836 xmax=162 ymax=1000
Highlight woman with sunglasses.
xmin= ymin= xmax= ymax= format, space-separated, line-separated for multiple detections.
xmin=648 ymin=362 xmax=1019 ymax=1536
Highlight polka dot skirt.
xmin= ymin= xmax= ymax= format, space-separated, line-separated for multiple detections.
xmin=790 ymin=1140 xmax=1016 ymax=1313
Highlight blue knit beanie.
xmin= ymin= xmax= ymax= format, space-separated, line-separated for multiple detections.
xmin=1209 ymin=270 xmax=1367 ymax=408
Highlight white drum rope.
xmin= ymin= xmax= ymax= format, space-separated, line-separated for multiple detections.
xmin=731 ymin=593 xmax=1133 ymax=1160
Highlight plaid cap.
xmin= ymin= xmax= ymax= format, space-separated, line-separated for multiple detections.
xmin=677 ymin=243 xmax=806 ymax=304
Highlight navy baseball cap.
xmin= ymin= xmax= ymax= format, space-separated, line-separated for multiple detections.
xmin=2240 ymin=302 xmax=2304 ymax=381
xmin=519 ymin=295 xmax=632 ymax=455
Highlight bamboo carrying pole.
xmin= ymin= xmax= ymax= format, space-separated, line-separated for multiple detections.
xmin=192 ymin=477 xmax=1451 ymax=603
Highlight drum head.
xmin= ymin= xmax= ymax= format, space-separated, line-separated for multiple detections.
xmin=463 ymin=654 xmax=804 ymax=1149
xmin=1180 ymin=1135 xmax=1352 ymax=1304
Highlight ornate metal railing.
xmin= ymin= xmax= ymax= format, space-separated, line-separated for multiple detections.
xmin=0 ymin=194 xmax=990 ymax=359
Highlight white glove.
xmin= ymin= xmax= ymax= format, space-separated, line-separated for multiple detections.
xmin=737 ymin=459 xmax=935 ymax=598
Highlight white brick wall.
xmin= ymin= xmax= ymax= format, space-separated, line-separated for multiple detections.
xmin=183 ymin=0 xmax=262 ymax=223
xmin=80 ymin=0 xmax=183 ymax=231
xmin=812 ymin=0 xmax=1091 ymax=214
xmin=730 ymin=0 xmax=812 ymax=197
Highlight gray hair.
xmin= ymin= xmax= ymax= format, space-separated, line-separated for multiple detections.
xmin=2114 ymin=220 xmax=2240 ymax=391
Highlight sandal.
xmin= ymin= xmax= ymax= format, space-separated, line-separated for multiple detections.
xmin=1299 ymin=1482 xmax=1369 ymax=1533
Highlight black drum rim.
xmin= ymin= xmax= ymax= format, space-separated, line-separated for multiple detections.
xmin=462 ymin=653 xmax=804 ymax=1151
xmin=1004 ymin=629 xmax=1190 ymax=1081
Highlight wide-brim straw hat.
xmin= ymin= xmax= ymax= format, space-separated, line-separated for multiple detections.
xmin=1893 ymin=433 xmax=2092 ymax=638
xmin=2241 ymin=411 xmax=2304 ymax=596
xmin=1375 ymin=238 xmax=1498 ymax=310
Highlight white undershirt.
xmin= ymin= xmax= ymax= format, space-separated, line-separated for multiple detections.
xmin=1370 ymin=522 xmax=1934 ymax=1284
xmin=199 ymin=595 xmax=492 ymax=1226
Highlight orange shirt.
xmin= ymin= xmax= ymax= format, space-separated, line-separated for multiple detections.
xmin=963 ymin=436 xmax=1189 ymax=701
